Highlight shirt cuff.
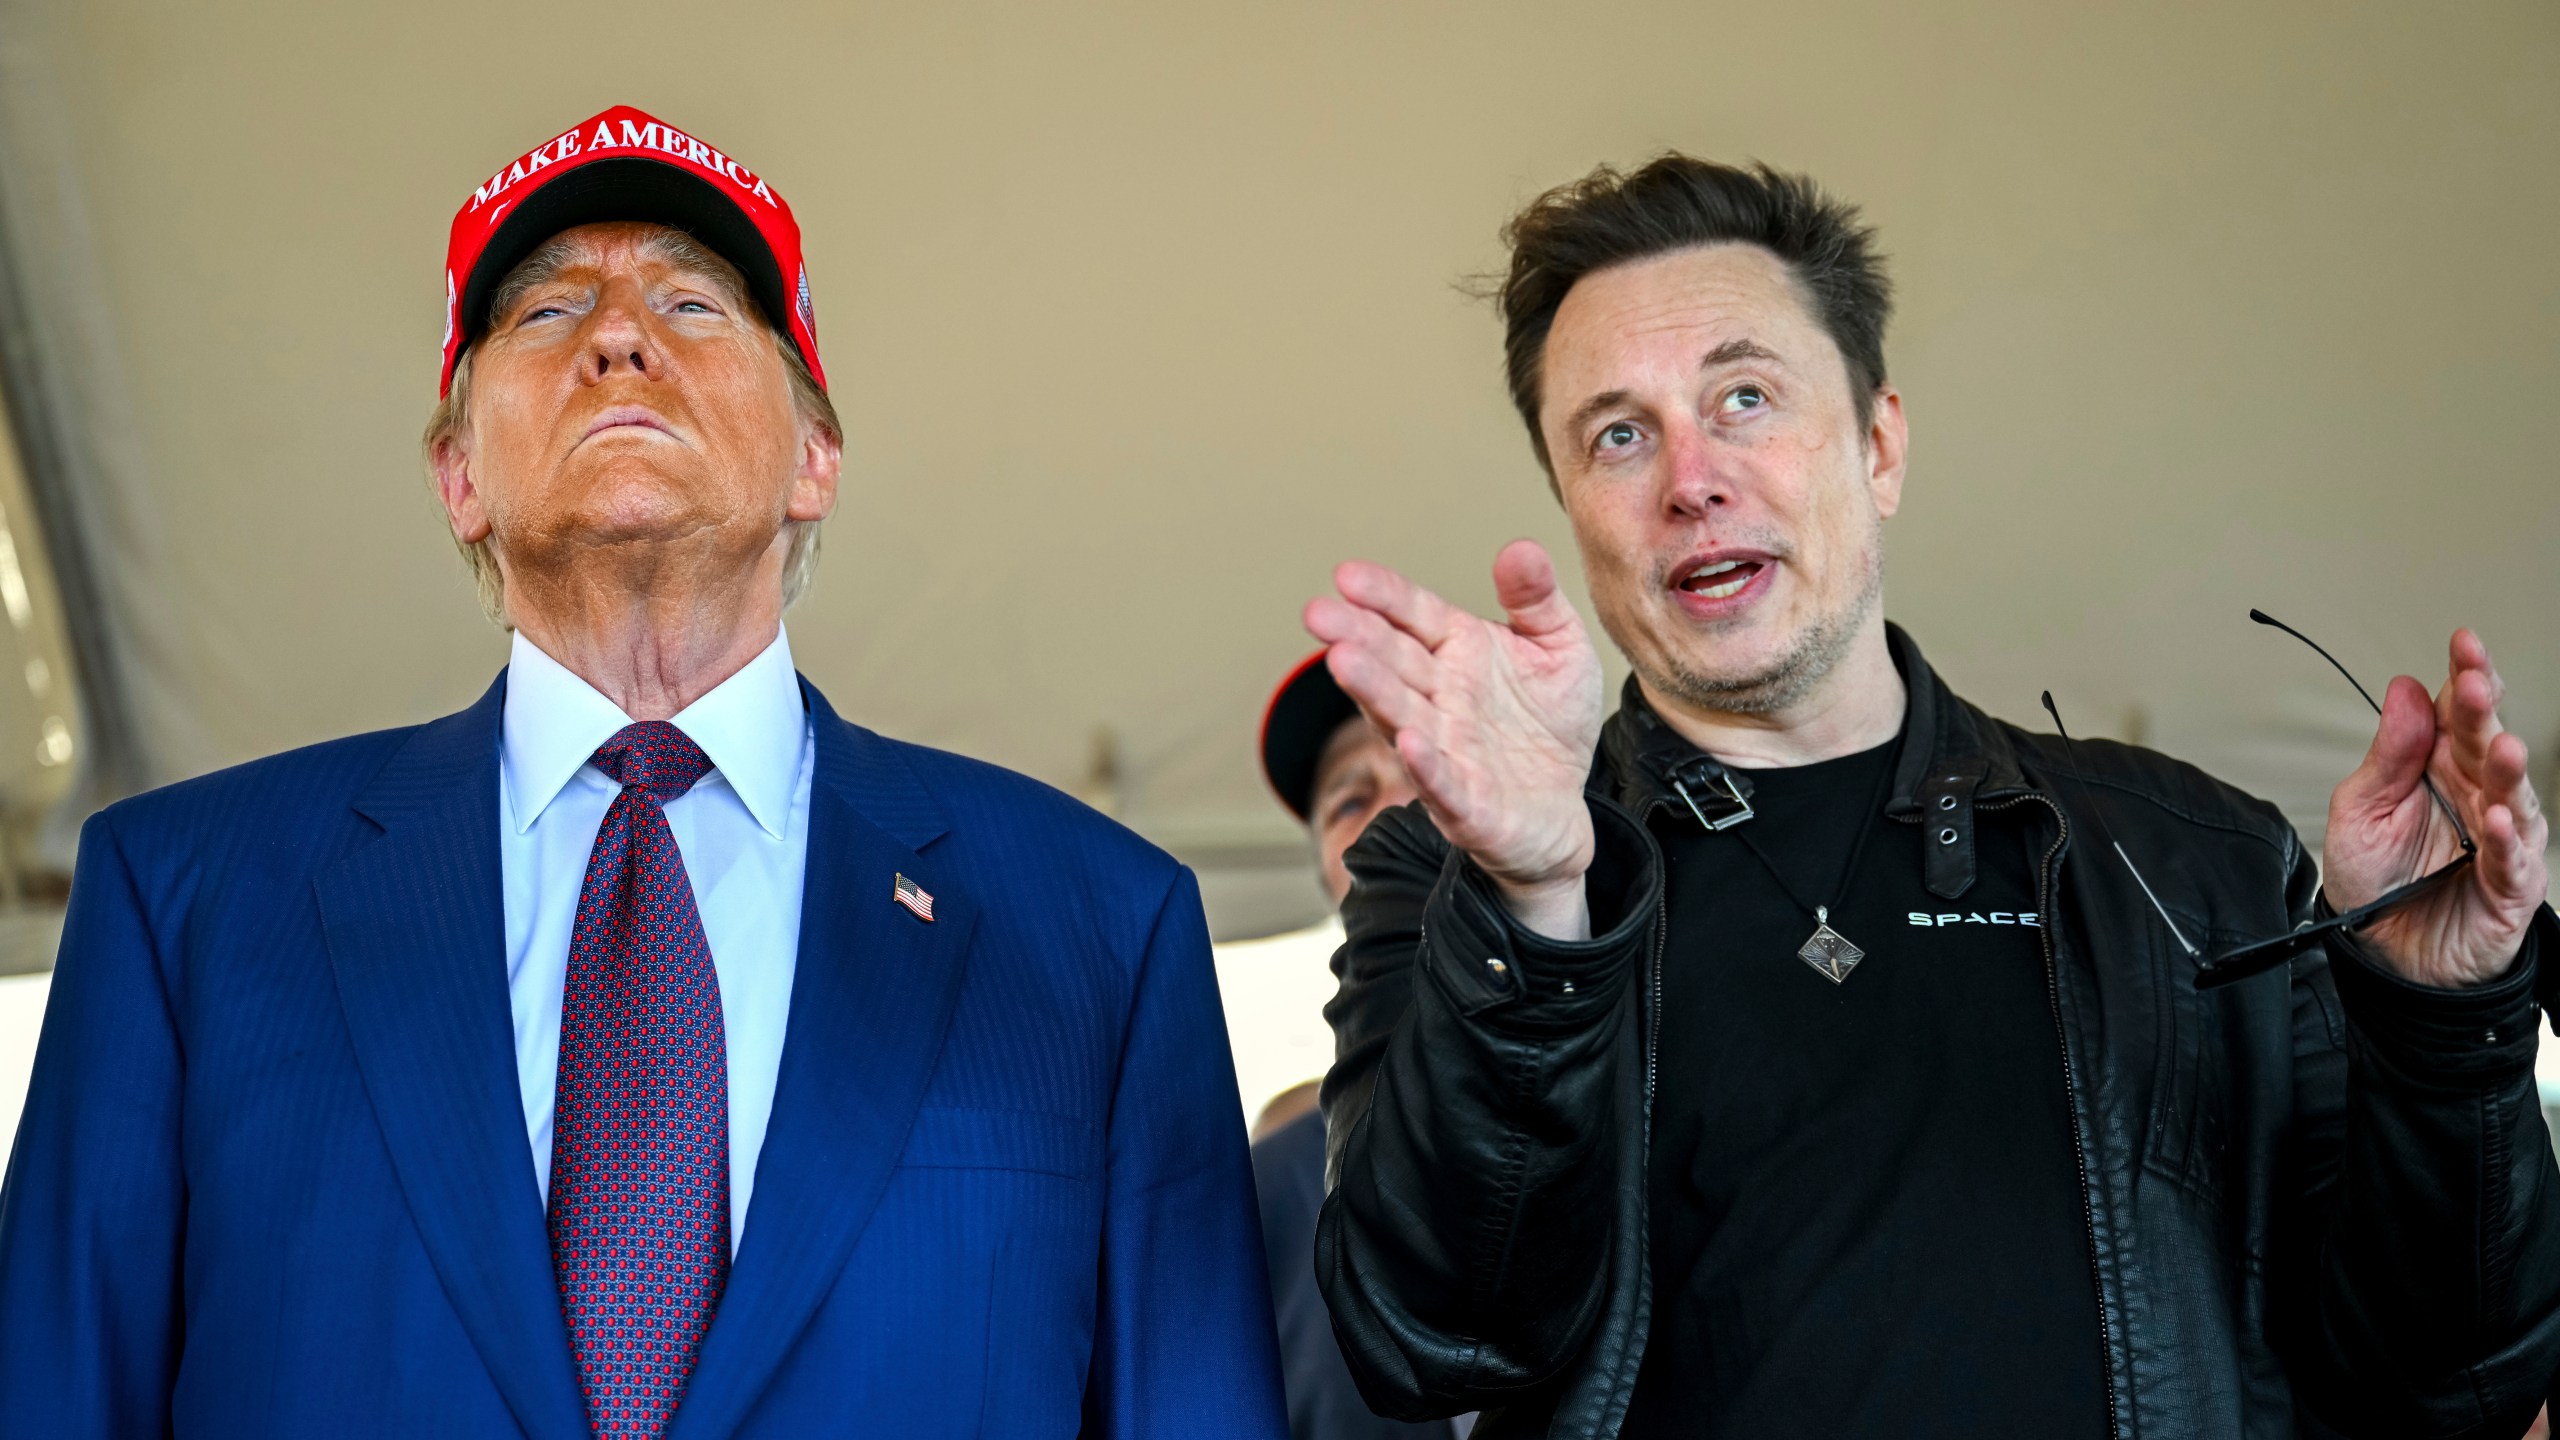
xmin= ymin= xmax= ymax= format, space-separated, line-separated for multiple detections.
xmin=2325 ymin=900 xmax=2545 ymax=1082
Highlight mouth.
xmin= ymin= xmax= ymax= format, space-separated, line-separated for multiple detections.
xmin=1678 ymin=558 xmax=1762 ymax=600
xmin=580 ymin=406 xmax=677 ymax=444
xmin=1667 ymin=551 xmax=1777 ymax=616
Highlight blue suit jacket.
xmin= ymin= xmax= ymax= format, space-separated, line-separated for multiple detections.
xmin=0 ymin=674 xmax=1287 ymax=1438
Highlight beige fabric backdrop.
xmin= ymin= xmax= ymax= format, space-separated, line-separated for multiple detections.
xmin=2 ymin=0 xmax=2552 ymax=935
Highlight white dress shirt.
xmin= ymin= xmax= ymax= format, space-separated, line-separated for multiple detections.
xmin=499 ymin=627 xmax=813 ymax=1255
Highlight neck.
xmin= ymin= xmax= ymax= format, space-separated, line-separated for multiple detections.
xmin=503 ymin=551 xmax=785 ymax=721
xmin=1638 ymin=616 xmax=1907 ymax=769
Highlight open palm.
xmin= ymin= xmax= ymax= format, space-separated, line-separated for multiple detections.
xmin=1304 ymin=540 xmax=1604 ymax=935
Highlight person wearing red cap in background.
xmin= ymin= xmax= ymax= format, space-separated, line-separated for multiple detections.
xmin=0 ymin=107 xmax=1286 ymax=1439
xmin=1251 ymin=654 xmax=1477 ymax=1440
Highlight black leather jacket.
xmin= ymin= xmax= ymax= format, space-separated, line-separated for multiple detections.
xmin=1316 ymin=626 xmax=2560 ymax=1440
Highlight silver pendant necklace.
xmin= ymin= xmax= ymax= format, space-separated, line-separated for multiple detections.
xmin=1796 ymin=907 xmax=1866 ymax=984
xmin=1721 ymin=749 xmax=1900 ymax=985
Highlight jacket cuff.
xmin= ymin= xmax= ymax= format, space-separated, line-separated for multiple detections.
xmin=2325 ymin=900 xmax=2546 ymax=1082
xmin=1421 ymin=795 xmax=1662 ymax=1032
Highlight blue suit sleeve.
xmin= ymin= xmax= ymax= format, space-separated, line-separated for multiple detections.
xmin=1080 ymin=867 xmax=1288 ymax=1439
xmin=0 ymin=811 xmax=185 ymax=1436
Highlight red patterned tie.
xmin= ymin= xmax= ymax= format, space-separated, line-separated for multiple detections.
xmin=549 ymin=721 xmax=729 ymax=1439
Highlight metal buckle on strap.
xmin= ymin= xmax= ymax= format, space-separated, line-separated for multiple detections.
xmin=1668 ymin=758 xmax=1756 ymax=831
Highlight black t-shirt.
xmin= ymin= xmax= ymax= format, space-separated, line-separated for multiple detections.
xmin=1617 ymin=736 xmax=2109 ymax=1438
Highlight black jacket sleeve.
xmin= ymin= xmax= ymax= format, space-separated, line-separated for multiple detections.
xmin=2277 ymin=837 xmax=2560 ymax=1440
xmin=1312 ymin=798 xmax=1661 ymax=1421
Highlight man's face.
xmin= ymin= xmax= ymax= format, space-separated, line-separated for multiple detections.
xmin=433 ymin=222 xmax=838 ymax=610
xmin=1309 ymin=717 xmax=1420 ymax=906
xmin=1537 ymin=243 xmax=1906 ymax=716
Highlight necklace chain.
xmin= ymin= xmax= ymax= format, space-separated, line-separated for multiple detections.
xmin=1715 ymin=745 xmax=1901 ymax=983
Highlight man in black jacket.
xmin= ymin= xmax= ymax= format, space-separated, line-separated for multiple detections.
xmin=1301 ymin=155 xmax=2560 ymax=1439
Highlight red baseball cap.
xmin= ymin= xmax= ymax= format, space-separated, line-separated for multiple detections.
xmin=439 ymin=105 xmax=824 ymax=397
xmin=1260 ymin=649 xmax=1363 ymax=824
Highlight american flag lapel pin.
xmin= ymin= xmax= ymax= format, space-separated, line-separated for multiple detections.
xmin=892 ymin=872 xmax=936 ymax=923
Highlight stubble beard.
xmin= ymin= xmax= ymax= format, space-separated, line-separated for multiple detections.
xmin=1635 ymin=527 xmax=1885 ymax=719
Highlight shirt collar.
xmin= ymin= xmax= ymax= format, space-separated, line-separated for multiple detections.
xmin=667 ymin=628 xmax=805 ymax=839
xmin=501 ymin=627 xmax=806 ymax=839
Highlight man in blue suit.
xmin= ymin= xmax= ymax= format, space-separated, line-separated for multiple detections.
xmin=0 ymin=104 xmax=1287 ymax=1439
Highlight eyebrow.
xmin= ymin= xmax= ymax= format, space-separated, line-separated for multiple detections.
xmin=1700 ymin=338 xmax=1782 ymax=369
xmin=1557 ymin=338 xmax=1786 ymax=443
xmin=489 ymin=234 xmax=753 ymax=326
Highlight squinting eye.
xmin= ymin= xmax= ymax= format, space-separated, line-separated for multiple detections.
xmin=1721 ymin=384 xmax=1769 ymax=414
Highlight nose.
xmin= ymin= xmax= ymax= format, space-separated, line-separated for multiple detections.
xmin=579 ymin=282 xmax=659 ymax=385
xmin=1659 ymin=421 xmax=1732 ymax=520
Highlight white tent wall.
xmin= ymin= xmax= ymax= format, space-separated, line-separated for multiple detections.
xmin=0 ymin=0 xmax=2551 ymax=940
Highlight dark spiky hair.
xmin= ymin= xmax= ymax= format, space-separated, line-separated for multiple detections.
xmin=1495 ymin=156 xmax=1893 ymax=475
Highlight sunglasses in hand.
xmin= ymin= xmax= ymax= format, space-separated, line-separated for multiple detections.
xmin=2042 ymin=611 xmax=2477 ymax=992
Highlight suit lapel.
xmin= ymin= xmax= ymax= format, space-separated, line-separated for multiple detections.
xmin=315 ymin=674 xmax=590 ymax=1440
xmin=671 ymin=682 xmax=976 ymax=1440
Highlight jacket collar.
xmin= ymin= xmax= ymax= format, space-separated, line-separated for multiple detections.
xmin=320 ymin=674 xmax=592 ymax=1440
xmin=1596 ymin=623 xmax=2023 ymax=809
xmin=1880 ymin=622 xmax=2034 ymax=813
xmin=1593 ymin=623 xmax=2035 ymax=900
xmin=322 ymin=671 xmax=972 ymax=1440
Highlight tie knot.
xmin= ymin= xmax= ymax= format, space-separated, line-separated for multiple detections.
xmin=589 ymin=721 xmax=712 ymax=803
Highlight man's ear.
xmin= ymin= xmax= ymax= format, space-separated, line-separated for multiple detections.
xmin=788 ymin=423 xmax=843 ymax=524
xmin=1864 ymin=386 xmax=1908 ymax=520
xmin=429 ymin=434 xmax=493 ymax=545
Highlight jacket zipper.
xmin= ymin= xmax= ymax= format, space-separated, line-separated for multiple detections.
xmin=1646 ymin=905 xmax=1667 ymax=1102
xmin=1614 ymin=890 xmax=1668 ymax=1436
xmin=1905 ymin=791 xmax=2124 ymax=1438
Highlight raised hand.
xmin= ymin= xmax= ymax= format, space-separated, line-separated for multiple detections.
xmin=2324 ymin=629 xmax=2550 ymax=988
xmin=1304 ymin=540 xmax=1606 ymax=940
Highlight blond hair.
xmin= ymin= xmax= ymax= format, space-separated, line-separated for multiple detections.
xmin=421 ymin=228 xmax=840 ymax=626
